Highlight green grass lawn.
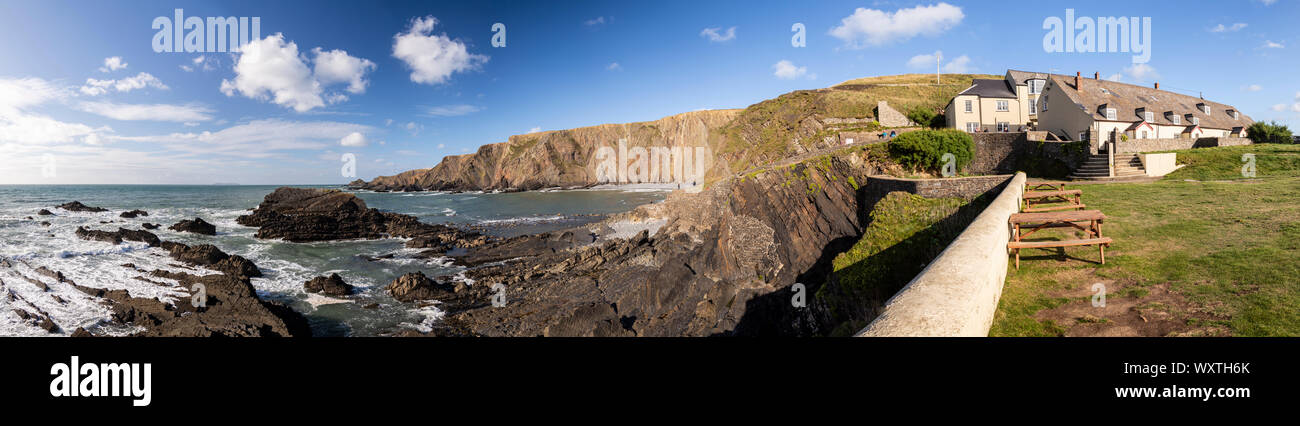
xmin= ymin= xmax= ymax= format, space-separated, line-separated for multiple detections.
xmin=992 ymin=144 xmax=1300 ymax=336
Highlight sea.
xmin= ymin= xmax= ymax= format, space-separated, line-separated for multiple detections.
xmin=0 ymin=184 xmax=668 ymax=337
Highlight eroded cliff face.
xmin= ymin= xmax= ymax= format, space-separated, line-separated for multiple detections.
xmin=430 ymin=144 xmax=892 ymax=336
xmin=353 ymin=109 xmax=741 ymax=191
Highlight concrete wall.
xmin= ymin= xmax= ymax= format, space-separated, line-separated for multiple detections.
xmin=866 ymin=174 xmax=1013 ymax=200
xmin=1115 ymin=136 xmax=1251 ymax=153
xmin=1139 ymin=153 xmax=1180 ymax=177
xmin=857 ymin=172 xmax=1026 ymax=337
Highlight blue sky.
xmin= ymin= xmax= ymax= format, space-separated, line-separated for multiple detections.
xmin=1 ymin=0 xmax=1297 ymax=184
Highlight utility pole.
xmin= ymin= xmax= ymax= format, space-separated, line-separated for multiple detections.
xmin=936 ymin=51 xmax=942 ymax=84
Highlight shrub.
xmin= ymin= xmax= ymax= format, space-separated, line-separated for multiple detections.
xmin=906 ymin=108 xmax=936 ymax=128
xmin=887 ymin=129 xmax=975 ymax=174
xmin=1246 ymin=121 xmax=1294 ymax=144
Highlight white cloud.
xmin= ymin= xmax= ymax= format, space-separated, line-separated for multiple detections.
xmin=606 ymin=62 xmax=622 ymax=71
xmin=1242 ymin=84 xmax=1263 ymax=92
xmin=1259 ymin=0 xmax=1278 ymax=5
xmin=339 ymin=132 xmax=367 ymax=147
xmin=76 ymin=101 xmax=214 ymax=122
xmin=115 ymin=119 xmax=371 ymax=158
xmin=221 ymin=34 xmax=375 ymax=112
xmin=392 ymin=16 xmax=489 ymax=85
xmin=527 ymin=127 xmax=541 ymax=133
xmin=182 ymin=55 xmax=215 ymax=72
xmin=1273 ymin=104 xmax=1288 ymax=112
xmin=80 ymin=72 xmax=168 ymax=96
xmin=700 ymin=27 xmax=736 ymax=42
xmin=384 ymin=118 xmax=394 ymax=126
xmin=1106 ymin=73 xmax=1123 ymax=82
xmin=1262 ymin=40 xmax=1285 ymax=49
xmin=0 ymin=77 xmax=64 ymax=114
xmin=436 ymin=143 xmax=446 ymax=149
xmin=404 ymin=121 xmax=423 ymax=136
xmin=905 ymin=51 xmax=971 ymax=73
xmin=940 ymin=55 xmax=972 ymax=73
xmin=424 ymin=104 xmax=482 ymax=116
xmin=0 ymin=78 xmax=105 ymax=146
xmin=1124 ymin=63 xmax=1159 ymax=81
xmin=313 ymin=48 xmax=377 ymax=94
xmin=773 ymin=60 xmax=812 ymax=80
xmin=99 ymin=56 xmax=128 ymax=72
xmin=584 ymin=17 xmax=607 ymax=27
xmin=1210 ymin=23 xmax=1248 ymax=33
xmin=829 ymin=3 xmax=964 ymax=48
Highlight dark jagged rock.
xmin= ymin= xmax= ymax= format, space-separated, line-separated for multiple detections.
xmin=428 ymin=147 xmax=887 ymax=336
xmin=56 ymin=201 xmax=108 ymax=212
xmin=120 ymin=209 xmax=149 ymax=218
xmin=37 ymin=209 xmax=53 ymax=216
xmin=13 ymin=307 xmax=59 ymax=333
xmin=386 ymin=271 xmax=466 ymax=303
xmin=75 ymin=226 xmax=162 ymax=247
xmin=159 ymin=241 xmax=261 ymax=279
xmin=169 ymin=217 xmax=217 ymax=235
xmin=40 ymin=221 xmax=50 ymax=227
xmin=62 ymin=239 xmax=307 ymax=337
xmin=142 ymin=223 xmax=160 ymax=230
xmin=236 ymin=187 xmax=491 ymax=252
xmin=303 ymin=273 xmax=353 ymax=296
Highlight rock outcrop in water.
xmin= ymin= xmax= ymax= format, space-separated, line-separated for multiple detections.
xmin=236 ymin=187 xmax=491 ymax=250
xmin=119 ymin=209 xmax=149 ymax=218
xmin=169 ymin=217 xmax=217 ymax=235
xmin=60 ymin=226 xmax=307 ymax=336
xmin=350 ymin=110 xmax=739 ymax=192
xmin=386 ymin=271 xmax=466 ymax=303
xmin=56 ymin=201 xmax=107 ymax=213
xmin=304 ymin=273 xmax=353 ymax=296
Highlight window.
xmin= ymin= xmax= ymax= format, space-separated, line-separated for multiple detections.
xmin=1028 ymin=79 xmax=1044 ymax=94
xmin=1028 ymin=99 xmax=1037 ymax=115
xmin=1231 ymin=110 xmax=1239 ymax=119
xmin=1171 ymin=114 xmax=1180 ymax=125
xmin=1201 ymin=105 xmax=1211 ymax=114
xmin=1141 ymin=130 xmax=1148 ymax=139
xmin=996 ymin=100 xmax=1009 ymax=111
xmin=964 ymin=100 xmax=972 ymax=113
xmin=997 ymin=122 xmax=1010 ymax=132
xmin=1144 ymin=111 xmax=1154 ymax=122
xmin=1104 ymin=108 xmax=1117 ymax=120
xmin=966 ymin=122 xmax=979 ymax=132
xmin=1078 ymin=132 xmax=1087 ymax=142
xmin=1042 ymin=96 xmax=1049 ymax=111
xmin=1191 ymin=117 xmax=1199 ymax=125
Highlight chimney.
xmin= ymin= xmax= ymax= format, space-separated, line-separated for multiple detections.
xmin=1154 ymin=82 xmax=1159 ymax=90
xmin=1094 ymin=72 xmax=1099 ymax=80
xmin=1075 ymin=72 xmax=1081 ymax=89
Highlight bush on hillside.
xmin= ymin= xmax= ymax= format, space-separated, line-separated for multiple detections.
xmin=887 ymin=129 xmax=974 ymax=174
xmin=1246 ymin=121 xmax=1294 ymax=144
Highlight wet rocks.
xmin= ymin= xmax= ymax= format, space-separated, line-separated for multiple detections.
xmin=13 ymin=308 xmax=59 ymax=333
xmin=119 ymin=209 xmax=149 ymax=218
xmin=37 ymin=209 xmax=53 ymax=216
xmin=169 ymin=217 xmax=217 ymax=235
xmin=386 ymin=271 xmax=465 ymax=303
xmin=142 ymin=223 xmax=160 ymax=230
xmin=303 ymin=273 xmax=353 ymax=296
xmin=236 ymin=187 xmax=491 ymax=252
xmin=159 ymin=241 xmax=261 ymax=279
xmin=56 ymin=201 xmax=108 ymax=212
xmin=75 ymin=226 xmax=162 ymax=247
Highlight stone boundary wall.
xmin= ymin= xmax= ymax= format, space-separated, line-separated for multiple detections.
xmin=856 ymin=172 xmax=1026 ymax=337
xmin=1115 ymin=136 xmax=1252 ymax=153
xmin=865 ymin=174 xmax=1013 ymax=200
xmin=968 ymin=132 xmax=1088 ymax=176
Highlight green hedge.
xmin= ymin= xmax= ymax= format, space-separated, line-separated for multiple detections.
xmin=1247 ymin=121 xmax=1293 ymax=144
xmin=886 ymin=129 xmax=974 ymax=174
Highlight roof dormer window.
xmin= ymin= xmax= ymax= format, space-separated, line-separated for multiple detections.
xmin=1198 ymin=103 xmax=1210 ymax=114
xmin=1169 ymin=113 xmax=1181 ymax=125
xmin=1229 ymin=109 xmax=1239 ymax=119
xmin=1104 ymin=107 xmax=1117 ymax=120
xmin=1144 ymin=111 xmax=1154 ymax=122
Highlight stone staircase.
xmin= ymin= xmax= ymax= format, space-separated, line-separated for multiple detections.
xmin=1068 ymin=153 xmax=1148 ymax=181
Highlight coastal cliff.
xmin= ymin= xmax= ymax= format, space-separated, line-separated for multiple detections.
xmin=352 ymin=109 xmax=740 ymax=192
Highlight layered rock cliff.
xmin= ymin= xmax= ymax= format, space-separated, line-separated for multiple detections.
xmin=352 ymin=109 xmax=741 ymax=191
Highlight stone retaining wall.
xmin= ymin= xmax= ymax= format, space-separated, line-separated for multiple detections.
xmin=866 ymin=174 xmax=1013 ymax=200
xmin=856 ymin=172 xmax=1026 ymax=337
xmin=1115 ymin=136 xmax=1252 ymax=153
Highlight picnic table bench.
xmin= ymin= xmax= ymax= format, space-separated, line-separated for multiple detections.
xmin=1021 ymin=189 xmax=1085 ymax=213
xmin=1008 ymin=209 xmax=1111 ymax=269
xmin=1025 ymin=181 xmax=1066 ymax=192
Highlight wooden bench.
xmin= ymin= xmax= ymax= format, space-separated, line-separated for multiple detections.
xmin=1025 ymin=182 xmax=1066 ymax=192
xmin=1021 ymin=189 xmax=1084 ymax=212
xmin=1008 ymin=210 xmax=1111 ymax=269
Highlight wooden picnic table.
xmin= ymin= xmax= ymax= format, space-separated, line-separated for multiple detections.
xmin=1021 ymin=189 xmax=1085 ymax=213
xmin=1025 ymin=181 xmax=1066 ymax=192
xmin=1008 ymin=209 xmax=1111 ymax=269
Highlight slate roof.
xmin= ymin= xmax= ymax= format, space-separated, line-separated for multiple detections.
xmin=957 ymin=79 xmax=1016 ymax=98
xmin=1047 ymin=76 xmax=1253 ymax=130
